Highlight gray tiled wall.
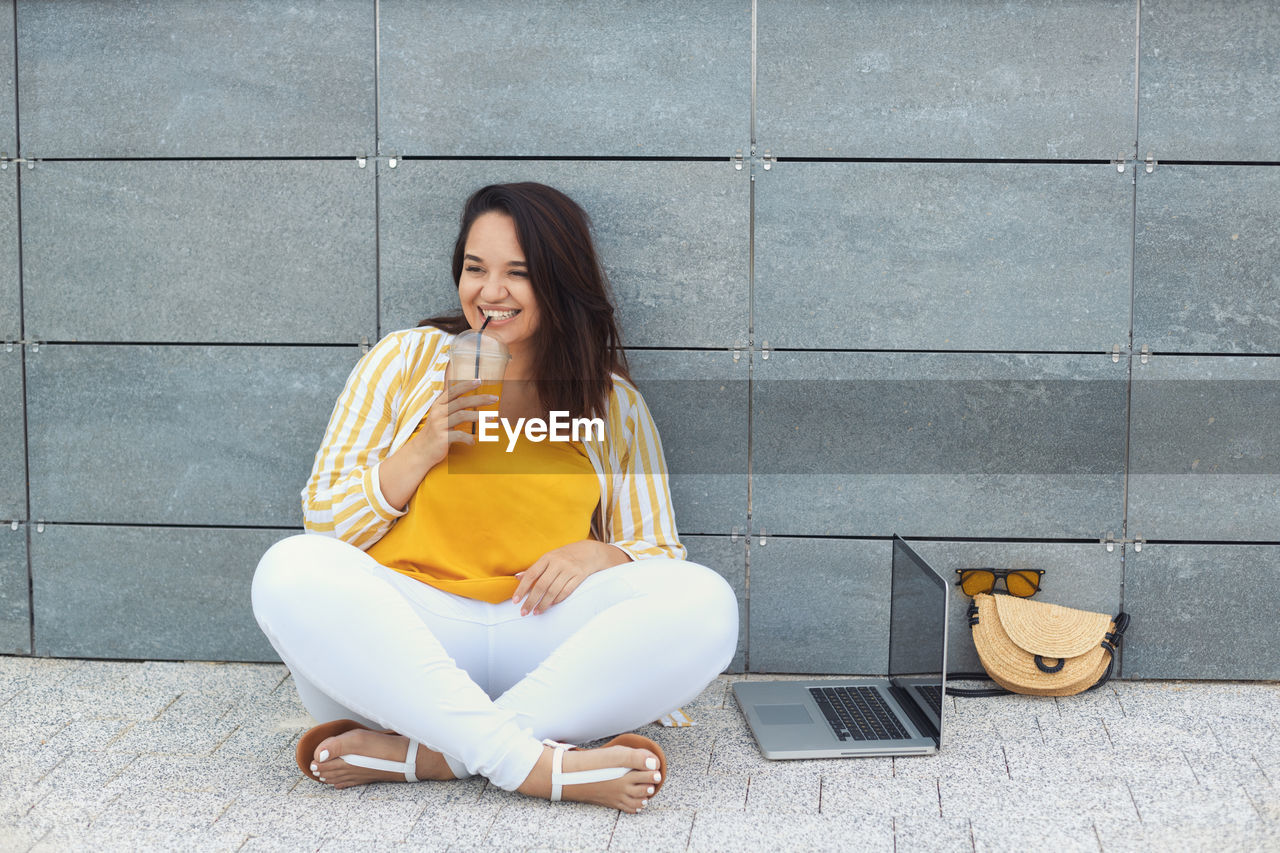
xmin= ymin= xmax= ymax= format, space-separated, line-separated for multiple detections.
xmin=31 ymin=525 xmax=286 ymax=660
xmin=16 ymin=0 xmax=375 ymax=158
xmin=0 ymin=0 xmax=13 ymax=158
xmin=754 ymin=163 xmax=1133 ymax=351
xmin=0 ymin=524 xmax=27 ymax=655
xmin=1134 ymin=166 xmax=1280 ymax=354
xmin=756 ymin=0 xmax=1137 ymax=159
xmin=1139 ymin=0 xmax=1280 ymax=161
xmin=379 ymin=160 xmax=750 ymax=347
xmin=3 ymin=1 xmax=1277 ymax=680
xmin=378 ymin=0 xmax=750 ymax=156
xmin=0 ymin=348 xmax=22 ymax=521
xmin=25 ymin=345 xmax=360 ymax=527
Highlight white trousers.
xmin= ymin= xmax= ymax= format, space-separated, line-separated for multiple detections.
xmin=251 ymin=534 xmax=739 ymax=791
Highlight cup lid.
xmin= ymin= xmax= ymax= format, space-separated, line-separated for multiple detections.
xmin=452 ymin=328 xmax=510 ymax=360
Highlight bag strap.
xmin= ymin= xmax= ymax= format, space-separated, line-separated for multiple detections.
xmin=945 ymin=672 xmax=1011 ymax=697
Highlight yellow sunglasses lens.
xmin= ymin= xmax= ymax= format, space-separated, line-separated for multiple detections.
xmin=960 ymin=570 xmax=995 ymax=596
xmin=1006 ymin=571 xmax=1040 ymax=597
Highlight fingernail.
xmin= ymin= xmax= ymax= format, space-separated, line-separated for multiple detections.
xmin=319 ymin=749 xmax=329 ymax=761
xmin=654 ymin=772 xmax=662 ymax=782
xmin=647 ymin=786 xmax=655 ymax=795
xmin=645 ymin=758 xmax=658 ymax=770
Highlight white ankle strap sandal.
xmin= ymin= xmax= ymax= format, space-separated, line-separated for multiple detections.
xmin=541 ymin=738 xmax=640 ymax=802
xmin=339 ymin=738 xmax=421 ymax=783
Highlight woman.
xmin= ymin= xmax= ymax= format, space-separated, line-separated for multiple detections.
xmin=252 ymin=183 xmax=739 ymax=814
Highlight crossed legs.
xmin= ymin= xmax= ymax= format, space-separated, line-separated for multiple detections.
xmin=251 ymin=534 xmax=738 ymax=806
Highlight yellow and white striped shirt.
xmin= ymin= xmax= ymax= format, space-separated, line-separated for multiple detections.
xmin=302 ymin=326 xmax=687 ymax=563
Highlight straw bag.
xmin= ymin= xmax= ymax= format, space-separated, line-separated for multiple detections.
xmin=968 ymin=593 xmax=1130 ymax=696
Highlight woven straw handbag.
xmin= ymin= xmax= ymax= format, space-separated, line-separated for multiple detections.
xmin=968 ymin=593 xmax=1130 ymax=696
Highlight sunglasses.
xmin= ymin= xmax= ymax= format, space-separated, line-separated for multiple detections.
xmin=954 ymin=568 xmax=1045 ymax=598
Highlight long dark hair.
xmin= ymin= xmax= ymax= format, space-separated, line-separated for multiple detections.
xmin=420 ymin=183 xmax=630 ymax=420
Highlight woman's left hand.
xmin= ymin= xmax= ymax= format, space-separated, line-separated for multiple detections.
xmin=512 ymin=540 xmax=629 ymax=616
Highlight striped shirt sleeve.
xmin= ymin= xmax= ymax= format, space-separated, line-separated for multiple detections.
xmin=605 ymin=382 xmax=687 ymax=562
xmin=301 ymin=332 xmax=413 ymax=550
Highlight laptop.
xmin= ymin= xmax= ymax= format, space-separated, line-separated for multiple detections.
xmin=733 ymin=536 xmax=949 ymax=758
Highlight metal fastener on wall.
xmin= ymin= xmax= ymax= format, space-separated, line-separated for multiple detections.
xmin=1113 ymin=156 xmax=1126 ymax=174
xmin=1102 ymin=532 xmax=1117 ymax=552
xmin=1133 ymin=536 xmax=1144 ymax=553
xmin=760 ymin=341 xmax=770 ymax=360
xmin=731 ymin=342 xmax=744 ymax=363
xmin=356 ymin=155 xmax=367 ymax=168
xmin=1140 ymin=345 xmax=1150 ymax=364
xmin=733 ymin=150 xmax=744 ymax=171
xmin=1145 ymin=154 xmax=1157 ymax=174
xmin=758 ymin=528 xmax=767 ymax=546
xmin=1112 ymin=344 xmax=1121 ymax=363
xmin=8 ymin=521 xmax=17 ymax=531
xmin=731 ymin=527 xmax=740 ymax=543
xmin=761 ymin=150 xmax=775 ymax=170
xmin=36 ymin=521 xmax=45 ymax=534
xmin=360 ymin=336 xmax=370 ymax=354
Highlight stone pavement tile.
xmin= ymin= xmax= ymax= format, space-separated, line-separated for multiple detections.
xmin=744 ymin=773 xmax=820 ymax=812
xmin=0 ymin=656 xmax=82 ymax=702
xmin=18 ymin=750 xmax=140 ymax=820
xmin=941 ymin=775 xmax=1138 ymax=824
xmin=0 ymin=747 xmax=82 ymax=818
xmin=641 ymin=723 xmax=717 ymax=775
xmin=1102 ymin=713 xmax=1214 ymax=754
xmin=0 ymin=817 xmax=54 ymax=852
xmin=243 ymin=836 xmax=327 ymax=852
xmin=106 ymin=715 xmax=241 ymax=757
xmin=1094 ymin=817 xmax=1280 ymax=853
xmin=104 ymin=752 xmax=300 ymax=797
xmin=2 ymin=680 xmax=176 ymax=722
xmin=404 ymin=799 xmax=505 ymax=850
xmin=92 ymin=790 xmax=236 ymax=834
xmin=818 ymin=775 xmax=940 ymax=820
xmin=217 ymin=794 xmax=424 ymax=842
xmin=1244 ymin=778 xmax=1280 ymax=822
xmin=682 ymin=676 xmax=732 ymax=712
xmin=1127 ymin=775 xmax=1262 ymax=826
xmin=359 ymin=775 xmax=488 ymax=804
xmin=646 ymin=772 xmax=747 ymax=812
xmin=153 ymin=693 xmax=238 ymax=724
xmin=1113 ymin=681 xmax=1280 ymax=721
xmin=133 ymin=660 xmax=288 ymax=698
xmin=969 ymin=817 xmax=1100 ymax=852
xmin=1035 ymin=713 xmax=1113 ymax=751
xmin=891 ymin=817 xmax=972 ymax=853
xmin=1052 ymin=686 xmax=1126 ymax=721
xmin=1002 ymin=741 xmax=1121 ymax=785
xmin=888 ymin=738 xmax=1009 ymax=781
xmin=706 ymin=723 xmax=884 ymax=779
xmin=0 ymin=714 xmax=67 ymax=753
xmin=31 ymin=826 xmax=250 ymax=852
xmin=41 ymin=717 xmax=135 ymax=754
xmin=213 ymin=718 xmax=305 ymax=761
xmin=687 ymin=811 xmax=893 ymax=853
xmin=607 ymin=806 xmax=695 ymax=851
xmin=480 ymin=797 xmax=619 ymax=850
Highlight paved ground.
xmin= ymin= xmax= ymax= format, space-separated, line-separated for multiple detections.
xmin=0 ymin=656 xmax=1276 ymax=852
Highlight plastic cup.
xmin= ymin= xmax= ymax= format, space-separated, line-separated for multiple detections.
xmin=445 ymin=328 xmax=510 ymax=435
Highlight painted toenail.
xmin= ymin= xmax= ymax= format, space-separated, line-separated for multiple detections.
xmin=654 ymin=772 xmax=662 ymax=782
xmin=640 ymin=799 xmax=648 ymax=808
xmin=645 ymin=757 xmax=658 ymax=770
xmin=647 ymin=786 xmax=655 ymax=794
xmin=319 ymin=749 xmax=330 ymax=761
xmin=319 ymin=776 xmax=326 ymax=782
xmin=310 ymin=762 xmax=318 ymax=772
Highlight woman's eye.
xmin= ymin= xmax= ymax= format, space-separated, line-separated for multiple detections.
xmin=465 ymin=265 xmax=483 ymax=274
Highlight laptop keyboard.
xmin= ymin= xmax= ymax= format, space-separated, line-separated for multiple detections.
xmin=919 ymin=684 xmax=943 ymax=714
xmin=810 ymin=686 xmax=911 ymax=742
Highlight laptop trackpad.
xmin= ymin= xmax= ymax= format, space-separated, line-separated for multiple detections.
xmin=756 ymin=704 xmax=813 ymax=725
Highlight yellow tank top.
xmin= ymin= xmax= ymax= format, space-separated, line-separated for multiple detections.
xmin=366 ymin=430 xmax=600 ymax=604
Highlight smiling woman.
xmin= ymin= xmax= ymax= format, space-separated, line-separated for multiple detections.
xmin=250 ymin=182 xmax=739 ymax=815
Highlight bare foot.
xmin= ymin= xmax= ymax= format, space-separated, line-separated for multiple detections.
xmin=517 ymin=742 xmax=663 ymax=813
xmin=309 ymin=728 xmax=456 ymax=789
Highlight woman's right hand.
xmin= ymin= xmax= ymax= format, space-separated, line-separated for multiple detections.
xmin=378 ymin=380 xmax=497 ymax=511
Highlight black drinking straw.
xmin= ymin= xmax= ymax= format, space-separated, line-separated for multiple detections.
xmin=475 ymin=315 xmax=491 ymax=378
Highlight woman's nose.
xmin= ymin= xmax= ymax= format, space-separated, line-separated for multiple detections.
xmin=479 ymin=274 xmax=507 ymax=300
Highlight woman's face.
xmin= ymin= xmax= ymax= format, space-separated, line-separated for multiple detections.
xmin=458 ymin=211 xmax=541 ymax=355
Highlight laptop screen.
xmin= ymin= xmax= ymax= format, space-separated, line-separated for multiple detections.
xmin=888 ymin=536 xmax=948 ymax=722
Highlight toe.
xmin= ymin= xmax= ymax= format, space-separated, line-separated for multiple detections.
xmin=314 ymin=735 xmax=342 ymax=764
